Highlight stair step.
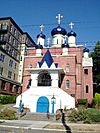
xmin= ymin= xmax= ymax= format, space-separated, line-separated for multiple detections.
xmin=18 ymin=112 xmax=57 ymax=121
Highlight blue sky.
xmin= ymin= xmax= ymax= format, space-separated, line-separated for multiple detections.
xmin=0 ymin=0 xmax=100 ymax=50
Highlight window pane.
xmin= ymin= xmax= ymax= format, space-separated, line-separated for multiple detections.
xmin=66 ymin=64 xmax=70 ymax=72
xmin=86 ymin=85 xmax=89 ymax=93
xmin=66 ymin=80 xmax=70 ymax=88
xmin=84 ymin=69 xmax=88 ymax=74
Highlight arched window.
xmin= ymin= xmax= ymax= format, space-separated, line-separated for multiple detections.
xmin=86 ymin=85 xmax=89 ymax=93
xmin=38 ymin=71 xmax=51 ymax=86
xmin=66 ymin=64 xmax=70 ymax=72
xmin=66 ymin=80 xmax=70 ymax=88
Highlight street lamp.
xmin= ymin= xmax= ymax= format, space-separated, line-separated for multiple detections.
xmin=51 ymin=94 xmax=56 ymax=113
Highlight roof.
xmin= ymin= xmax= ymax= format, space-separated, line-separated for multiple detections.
xmin=83 ymin=47 xmax=89 ymax=52
xmin=68 ymin=30 xmax=77 ymax=37
xmin=51 ymin=26 xmax=67 ymax=36
xmin=37 ymin=32 xmax=46 ymax=39
xmin=38 ymin=49 xmax=58 ymax=68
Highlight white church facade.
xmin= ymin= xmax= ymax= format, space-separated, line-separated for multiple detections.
xmin=15 ymin=14 xmax=93 ymax=113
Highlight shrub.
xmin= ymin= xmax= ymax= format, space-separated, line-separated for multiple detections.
xmin=68 ymin=107 xmax=89 ymax=122
xmin=68 ymin=108 xmax=100 ymax=123
xmin=0 ymin=95 xmax=16 ymax=104
xmin=94 ymin=93 xmax=100 ymax=109
xmin=87 ymin=108 xmax=100 ymax=122
xmin=77 ymin=99 xmax=88 ymax=107
xmin=0 ymin=107 xmax=17 ymax=120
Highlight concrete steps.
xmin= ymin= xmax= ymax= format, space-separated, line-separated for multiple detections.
xmin=18 ymin=112 xmax=57 ymax=121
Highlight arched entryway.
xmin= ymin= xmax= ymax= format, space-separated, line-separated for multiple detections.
xmin=36 ymin=96 xmax=49 ymax=113
xmin=38 ymin=71 xmax=51 ymax=86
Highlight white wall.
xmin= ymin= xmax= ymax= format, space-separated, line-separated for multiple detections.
xmin=52 ymin=34 xmax=65 ymax=47
xmin=68 ymin=36 xmax=76 ymax=47
xmin=37 ymin=37 xmax=45 ymax=47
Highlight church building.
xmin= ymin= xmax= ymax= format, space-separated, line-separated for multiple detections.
xmin=15 ymin=14 xmax=93 ymax=113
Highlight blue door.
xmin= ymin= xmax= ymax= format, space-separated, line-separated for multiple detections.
xmin=36 ymin=96 xmax=49 ymax=113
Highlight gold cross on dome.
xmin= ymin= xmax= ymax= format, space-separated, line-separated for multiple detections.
xmin=56 ymin=14 xmax=63 ymax=25
xmin=69 ymin=22 xmax=74 ymax=30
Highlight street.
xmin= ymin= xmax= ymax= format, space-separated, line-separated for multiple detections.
xmin=0 ymin=127 xmax=100 ymax=133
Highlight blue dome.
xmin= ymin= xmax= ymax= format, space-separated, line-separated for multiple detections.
xmin=68 ymin=30 xmax=76 ymax=37
xmin=37 ymin=32 xmax=46 ymax=39
xmin=51 ymin=26 xmax=67 ymax=36
xmin=83 ymin=47 xmax=89 ymax=53
xmin=61 ymin=43 xmax=69 ymax=48
xmin=35 ymin=44 xmax=43 ymax=49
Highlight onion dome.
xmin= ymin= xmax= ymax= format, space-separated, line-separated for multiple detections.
xmin=37 ymin=32 xmax=46 ymax=39
xmin=35 ymin=43 xmax=43 ymax=49
xmin=83 ymin=47 xmax=89 ymax=53
xmin=61 ymin=42 xmax=69 ymax=48
xmin=51 ymin=26 xmax=67 ymax=36
xmin=68 ymin=30 xmax=76 ymax=37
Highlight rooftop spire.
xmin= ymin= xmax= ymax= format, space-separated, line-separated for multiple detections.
xmin=69 ymin=22 xmax=74 ymax=30
xmin=40 ymin=24 xmax=44 ymax=32
xmin=56 ymin=14 xmax=63 ymax=26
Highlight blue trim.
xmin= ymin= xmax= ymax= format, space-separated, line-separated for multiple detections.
xmin=18 ymin=99 xmax=23 ymax=113
xmin=52 ymin=101 xmax=55 ymax=113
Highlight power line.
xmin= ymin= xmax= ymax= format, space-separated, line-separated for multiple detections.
xmin=20 ymin=21 xmax=100 ymax=29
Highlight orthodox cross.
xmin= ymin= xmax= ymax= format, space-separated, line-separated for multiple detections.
xmin=69 ymin=22 xmax=74 ymax=30
xmin=56 ymin=14 xmax=63 ymax=25
xmin=40 ymin=24 xmax=44 ymax=32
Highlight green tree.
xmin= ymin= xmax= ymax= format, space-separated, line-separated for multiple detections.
xmin=91 ymin=41 xmax=100 ymax=94
xmin=94 ymin=93 xmax=100 ymax=108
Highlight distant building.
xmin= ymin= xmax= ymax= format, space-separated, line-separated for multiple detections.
xmin=15 ymin=14 xmax=93 ymax=113
xmin=0 ymin=17 xmax=36 ymax=95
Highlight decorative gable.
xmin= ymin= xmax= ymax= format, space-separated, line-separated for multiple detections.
xmin=37 ymin=49 xmax=58 ymax=68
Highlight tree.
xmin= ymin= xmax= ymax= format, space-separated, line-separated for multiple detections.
xmin=94 ymin=93 xmax=100 ymax=109
xmin=90 ymin=41 xmax=100 ymax=94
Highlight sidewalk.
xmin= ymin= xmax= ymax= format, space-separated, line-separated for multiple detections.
xmin=0 ymin=119 xmax=100 ymax=132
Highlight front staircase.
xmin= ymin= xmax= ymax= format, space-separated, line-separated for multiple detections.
xmin=18 ymin=112 xmax=57 ymax=121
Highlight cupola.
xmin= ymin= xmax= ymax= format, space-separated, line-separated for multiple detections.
xmin=68 ymin=22 xmax=76 ymax=47
xmin=68 ymin=30 xmax=76 ymax=37
xmin=37 ymin=25 xmax=46 ymax=47
xmin=83 ymin=47 xmax=89 ymax=58
xmin=51 ymin=26 xmax=67 ymax=36
xmin=51 ymin=14 xmax=67 ymax=47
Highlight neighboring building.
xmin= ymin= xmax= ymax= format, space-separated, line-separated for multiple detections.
xmin=0 ymin=17 xmax=36 ymax=95
xmin=15 ymin=14 xmax=93 ymax=113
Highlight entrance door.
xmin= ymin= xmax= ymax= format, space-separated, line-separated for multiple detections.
xmin=36 ymin=96 xmax=49 ymax=113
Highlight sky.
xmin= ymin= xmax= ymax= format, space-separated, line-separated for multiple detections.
xmin=0 ymin=0 xmax=100 ymax=50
